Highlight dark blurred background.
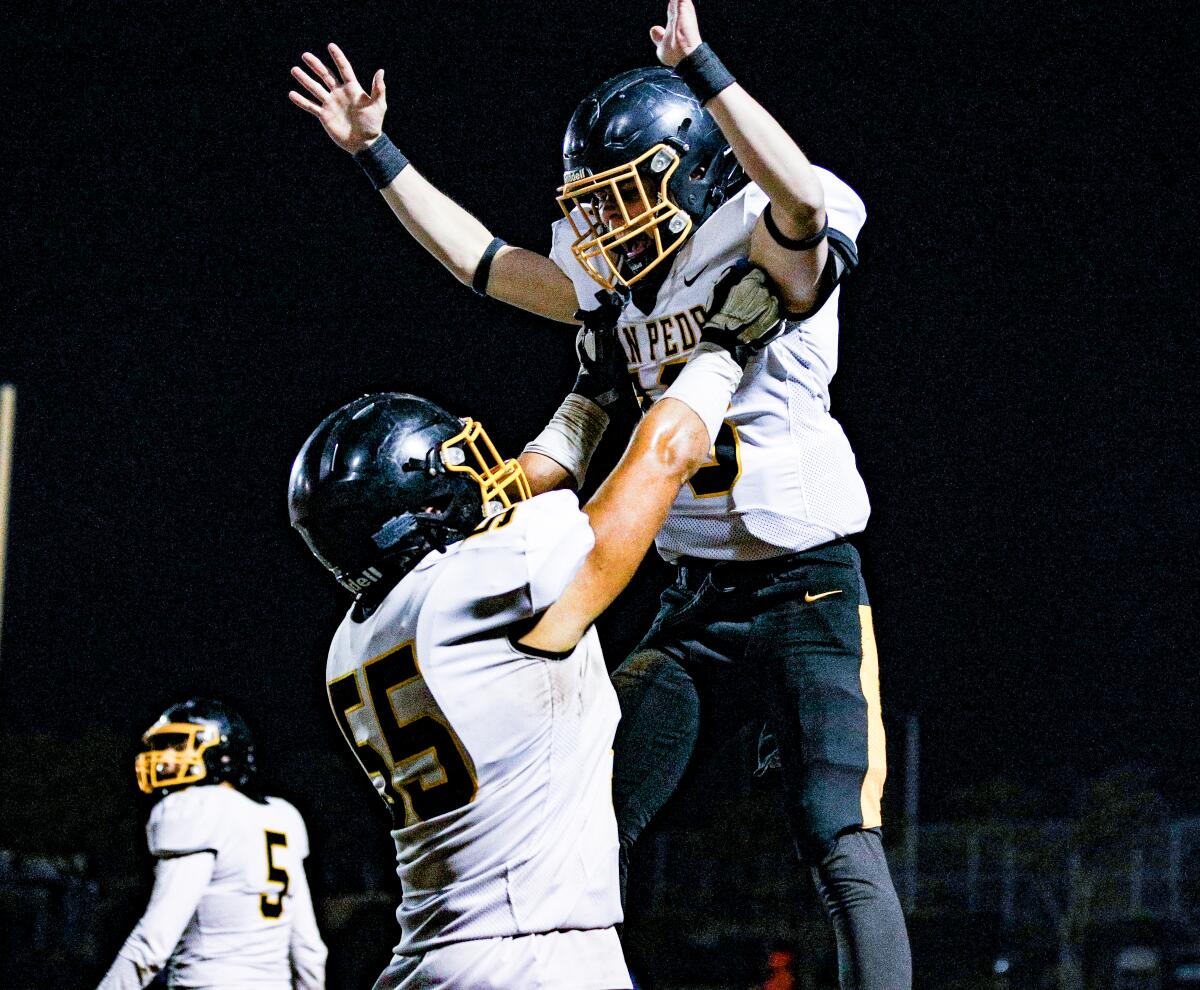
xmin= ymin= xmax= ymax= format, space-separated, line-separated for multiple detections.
xmin=2 ymin=1 xmax=1196 ymax=987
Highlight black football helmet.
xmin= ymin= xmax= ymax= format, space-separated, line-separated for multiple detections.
xmin=288 ymin=393 xmax=530 ymax=603
xmin=557 ymin=66 xmax=746 ymax=292
xmin=135 ymin=698 xmax=258 ymax=797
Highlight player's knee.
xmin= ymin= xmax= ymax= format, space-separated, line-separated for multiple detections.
xmin=611 ymin=648 xmax=697 ymax=713
xmin=812 ymin=828 xmax=895 ymax=903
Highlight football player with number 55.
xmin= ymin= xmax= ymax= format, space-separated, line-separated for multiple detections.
xmin=96 ymin=699 xmax=326 ymax=990
xmin=286 ymin=289 xmax=762 ymax=988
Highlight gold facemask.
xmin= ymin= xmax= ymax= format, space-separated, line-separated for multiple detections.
xmin=556 ymin=144 xmax=692 ymax=291
xmin=440 ymin=418 xmax=531 ymax=517
xmin=134 ymin=720 xmax=219 ymax=794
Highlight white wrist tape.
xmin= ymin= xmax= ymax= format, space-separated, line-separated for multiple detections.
xmin=522 ymin=393 xmax=609 ymax=488
xmin=661 ymin=343 xmax=742 ymax=443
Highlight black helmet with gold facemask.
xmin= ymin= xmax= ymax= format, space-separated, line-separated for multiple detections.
xmin=135 ymin=698 xmax=259 ymax=800
xmin=288 ymin=393 xmax=530 ymax=618
xmin=557 ymin=66 xmax=746 ymax=297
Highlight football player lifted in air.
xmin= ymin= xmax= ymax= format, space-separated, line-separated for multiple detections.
xmin=96 ymin=698 xmax=327 ymax=990
xmin=285 ymin=278 xmax=777 ymax=988
xmin=290 ymin=0 xmax=911 ymax=984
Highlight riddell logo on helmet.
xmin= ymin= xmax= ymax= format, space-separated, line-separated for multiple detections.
xmin=339 ymin=567 xmax=385 ymax=594
xmin=564 ymin=167 xmax=591 ymax=183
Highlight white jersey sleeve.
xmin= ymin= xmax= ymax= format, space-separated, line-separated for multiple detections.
xmin=423 ymin=489 xmax=595 ymax=632
xmin=285 ymin=826 xmax=327 ymax=990
xmin=95 ymin=853 xmax=216 ymax=990
xmin=275 ymin=797 xmax=311 ymax=858
xmin=550 ymin=170 xmax=871 ymax=561
xmin=146 ymin=785 xmax=222 ymax=857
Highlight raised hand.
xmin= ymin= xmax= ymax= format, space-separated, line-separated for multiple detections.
xmin=289 ymin=44 xmax=386 ymax=155
xmin=649 ymin=0 xmax=703 ymax=68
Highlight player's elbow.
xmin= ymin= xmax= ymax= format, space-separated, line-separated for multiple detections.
xmin=771 ymin=194 xmax=825 ymax=240
xmin=447 ymin=257 xmax=478 ymax=287
xmin=639 ymin=413 xmax=713 ymax=483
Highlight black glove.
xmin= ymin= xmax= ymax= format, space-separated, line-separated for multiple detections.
xmin=572 ymin=291 xmax=639 ymax=418
xmin=699 ymin=259 xmax=786 ymax=365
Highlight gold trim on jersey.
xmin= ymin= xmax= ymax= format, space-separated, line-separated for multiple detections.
xmin=687 ymin=420 xmax=742 ymax=499
xmin=134 ymin=720 xmax=220 ymax=794
xmin=557 ymin=143 xmax=692 ymax=291
xmin=858 ymin=605 xmax=886 ymax=829
xmin=441 ymin=419 xmax=530 ymax=517
xmin=467 ymin=504 xmax=518 ymax=540
xmin=327 ymin=668 xmax=396 ymax=810
xmin=329 ymin=641 xmax=479 ymax=827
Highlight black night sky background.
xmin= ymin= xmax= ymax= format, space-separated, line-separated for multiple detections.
xmin=3 ymin=0 xmax=1197 ymax=855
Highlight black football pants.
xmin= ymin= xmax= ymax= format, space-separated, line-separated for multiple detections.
xmin=611 ymin=539 xmax=911 ymax=989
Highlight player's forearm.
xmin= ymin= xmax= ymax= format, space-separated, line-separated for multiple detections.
xmin=582 ymin=364 xmax=739 ymax=589
xmin=584 ymin=347 xmax=740 ymax=561
xmin=380 ymin=167 xmax=498 ymax=286
xmin=706 ymin=85 xmax=826 ymax=235
xmin=519 ymin=395 xmax=713 ymax=651
xmin=632 ymin=396 xmax=721 ymax=483
xmin=572 ymin=400 xmax=711 ymax=598
xmin=290 ymin=927 xmax=328 ymax=990
xmin=520 ymin=344 xmax=741 ymax=650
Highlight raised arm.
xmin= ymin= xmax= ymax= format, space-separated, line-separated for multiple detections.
xmin=650 ymin=0 xmax=830 ymax=315
xmin=289 ymin=44 xmax=579 ymax=322
xmin=517 ymin=372 xmax=732 ymax=654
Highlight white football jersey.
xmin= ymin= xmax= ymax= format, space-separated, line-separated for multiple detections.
xmin=324 ymin=491 xmax=625 ymax=966
xmin=550 ymin=169 xmax=871 ymax=561
xmin=99 ymin=785 xmax=325 ymax=990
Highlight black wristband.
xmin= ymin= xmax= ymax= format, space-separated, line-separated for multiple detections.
xmin=354 ymin=134 xmax=410 ymax=191
xmin=471 ymin=237 xmax=507 ymax=296
xmin=674 ymin=43 xmax=736 ymax=104
xmin=763 ymin=202 xmax=828 ymax=251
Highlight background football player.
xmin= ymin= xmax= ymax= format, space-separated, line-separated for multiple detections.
xmin=287 ymin=313 xmax=755 ymax=988
xmin=97 ymin=698 xmax=326 ymax=990
xmin=290 ymin=0 xmax=911 ymax=985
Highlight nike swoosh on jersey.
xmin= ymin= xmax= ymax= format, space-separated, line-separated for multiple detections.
xmin=803 ymin=590 xmax=843 ymax=602
xmin=682 ymin=264 xmax=710 ymax=287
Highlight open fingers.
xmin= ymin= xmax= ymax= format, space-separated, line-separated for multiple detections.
xmin=301 ymin=51 xmax=339 ymax=90
xmin=326 ymin=43 xmax=360 ymax=88
xmin=290 ymin=65 xmax=330 ymax=102
xmin=665 ymin=0 xmax=679 ymax=35
xmin=288 ymin=90 xmax=323 ymax=115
